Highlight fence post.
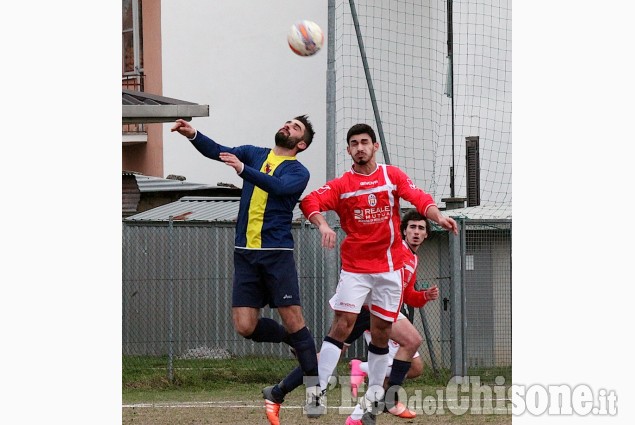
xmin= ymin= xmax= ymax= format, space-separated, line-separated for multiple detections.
xmin=324 ymin=212 xmax=338 ymax=328
xmin=326 ymin=0 xmax=338 ymax=334
xmin=167 ymin=217 xmax=175 ymax=382
xmin=450 ymin=218 xmax=467 ymax=378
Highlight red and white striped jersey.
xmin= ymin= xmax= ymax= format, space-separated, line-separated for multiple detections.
xmin=401 ymin=240 xmax=430 ymax=308
xmin=300 ymin=164 xmax=436 ymax=274
xmin=401 ymin=240 xmax=418 ymax=292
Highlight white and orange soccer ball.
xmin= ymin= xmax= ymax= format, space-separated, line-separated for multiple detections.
xmin=287 ymin=20 xmax=324 ymax=57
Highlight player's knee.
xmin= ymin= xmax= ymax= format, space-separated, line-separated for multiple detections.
xmin=232 ymin=317 xmax=256 ymax=338
xmin=402 ymin=332 xmax=423 ymax=351
xmin=235 ymin=326 xmax=253 ymax=338
xmin=413 ymin=332 xmax=423 ymax=348
xmin=408 ymin=358 xmax=424 ymax=378
xmin=231 ymin=308 xmax=259 ymax=338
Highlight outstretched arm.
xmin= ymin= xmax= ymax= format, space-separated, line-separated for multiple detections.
xmin=393 ymin=167 xmax=458 ymax=235
xmin=170 ymin=119 xmax=196 ymax=139
xmin=425 ymin=205 xmax=458 ymax=235
xmin=170 ymin=119 xmax=237 ymax=161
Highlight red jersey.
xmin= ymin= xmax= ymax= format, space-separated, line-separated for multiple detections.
xmin=300 ymin=164 xmax=436 ymax=273
xmin=401 ymin=240 xmax=429 ymax=308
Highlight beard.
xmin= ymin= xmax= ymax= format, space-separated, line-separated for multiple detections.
xmin=275 ymin=131 xmax=301 ymax=150
xmin=353 ymin=155 xmax=369 ymax=166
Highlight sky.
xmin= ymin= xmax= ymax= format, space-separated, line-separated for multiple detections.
xmin=2 ymin=1 xmax=635 ymax=424
xmin=161 ymin=0 xmax=328 ymax=196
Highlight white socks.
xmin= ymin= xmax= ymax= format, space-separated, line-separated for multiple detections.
xmin=317 ymin=340 xmax=342 ymax=391
xmin=360 ymin=361 xmax=392 ymax=378
xmin=367 ymin=350 xmax=390 ymax=388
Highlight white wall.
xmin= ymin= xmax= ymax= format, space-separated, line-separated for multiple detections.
xmin=161 ymin=0 xmax=328 ymax=196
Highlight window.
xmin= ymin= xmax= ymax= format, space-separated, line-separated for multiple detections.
xmin=122 ymin=0 xmax=143 ymax=75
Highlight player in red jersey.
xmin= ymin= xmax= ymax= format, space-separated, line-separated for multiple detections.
xmin=263 ymin=210 xmax=439 ymax=422
xmin=300 ymin=123 xmax=457 ymax=424
xmin=346 ymin=209 xmax=437 ymax=423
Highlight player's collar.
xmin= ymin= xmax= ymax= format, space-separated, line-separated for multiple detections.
xmin=349 ymin=163 xmax=380 ymax=175
xmin=402 ymin=239 xmax=416 ymax=254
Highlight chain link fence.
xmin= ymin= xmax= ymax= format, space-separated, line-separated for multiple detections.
xmin=122 ymin=216 xmax=511 ymax=377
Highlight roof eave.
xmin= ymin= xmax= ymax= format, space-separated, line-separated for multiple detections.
xmin=122 ymin=104 xmax=210 ymax=124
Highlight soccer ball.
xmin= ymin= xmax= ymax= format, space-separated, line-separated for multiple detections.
xmin=287 ymin=20 xmax=324 ymax=57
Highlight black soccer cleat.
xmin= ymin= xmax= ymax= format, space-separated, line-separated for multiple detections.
xmin=361 ymin=411 xmax=376 ymax=425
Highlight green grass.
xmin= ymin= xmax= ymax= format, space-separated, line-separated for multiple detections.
xmin=466 ymin=366 xmax=512 ymax=384
xmin=123 ymin=355 xmax=511 ymax=394
xmin=123 ymin=356 xmax=512 ymax=424
xmin=123 ymin=355 xmax=299 ymax=391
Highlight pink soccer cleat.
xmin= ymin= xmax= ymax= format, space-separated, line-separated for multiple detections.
xmin=349 ymin=359 xmax=367 ymax=398
xmin=345 ymin=415 xmax=362 ymax=425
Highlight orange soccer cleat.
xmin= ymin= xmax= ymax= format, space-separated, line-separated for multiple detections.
xmin=265 ymin=399 xmax=281 ymax=425
xmin=387 ymin=401 xmax=417 ymax=419
xmin=263 ymin=386 xmax=282 ymax=425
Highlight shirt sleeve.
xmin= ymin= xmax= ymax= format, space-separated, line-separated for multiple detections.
xmin=392 ymin=167 xmax=437 ymax=216
xmin=240 ymin=162 xmax=309 ymax=196
xmin=189 ymin=130 xmax=241 ymax=160
xmin=300 ymin=179 xmax=341 ymax=220
xmin=403 ymin=283 xmax=428 ymax=308
xmin=402 ymin=249 xmax=428 ymax=308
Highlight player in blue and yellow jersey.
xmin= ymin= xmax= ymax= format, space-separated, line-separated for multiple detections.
xmin=171 ymin=116 xmax=321 ymax=425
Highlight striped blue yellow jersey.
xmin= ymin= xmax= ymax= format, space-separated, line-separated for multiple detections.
xmin=190 ymin=131 xmax=309 ymax=249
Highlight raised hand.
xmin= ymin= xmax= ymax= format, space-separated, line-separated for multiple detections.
xmin=170 ymin=119 xmax=196 ymax=139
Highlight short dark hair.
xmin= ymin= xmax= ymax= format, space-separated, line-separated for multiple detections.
xmin=295 ymin=115 xmax=315 ymax=149
xmin=346 ymin=123 xmax=377 ymax=145
xmin=400 ymin=209 xmax=429 ymax=237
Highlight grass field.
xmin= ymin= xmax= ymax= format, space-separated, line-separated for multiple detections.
xmin=123 ymin=356 xmax=512 ymax=424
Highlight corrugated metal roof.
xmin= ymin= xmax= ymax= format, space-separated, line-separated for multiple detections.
xmin=125 ymin=196 xmax=511 ymax=224
xmin=125 ymin=196 xmax=306 ymax=223
xmin=399 ymin=200 xmax=511 ymax=220
xmin=441 ymin=203 xmax=512 ymax=220
xmin=133 ymin=174 xmax=233 ymax=193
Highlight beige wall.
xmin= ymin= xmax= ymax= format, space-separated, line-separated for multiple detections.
xmin=122 ymin=0 xmax=164 ymax=177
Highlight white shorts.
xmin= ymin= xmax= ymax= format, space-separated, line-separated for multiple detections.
xmin=363 ymin=329 xmax=421 ymax=361
xmin=329 ymin=270 xmax=403 ymax=322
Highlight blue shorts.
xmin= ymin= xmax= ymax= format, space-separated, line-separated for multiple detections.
xmin=232 ymin=249 xmax=301 ymax=308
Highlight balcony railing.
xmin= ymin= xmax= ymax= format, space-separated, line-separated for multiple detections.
xmin=122 ymin=74 xmax=146 ymax=134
